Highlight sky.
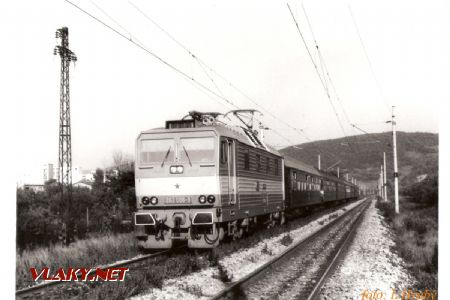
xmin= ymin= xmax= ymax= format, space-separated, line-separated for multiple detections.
xmin=5 ymin=0 xmax=448 ymax=179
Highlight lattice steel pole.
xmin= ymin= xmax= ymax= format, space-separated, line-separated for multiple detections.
xmin=54 ymin=27 xmax=77 ymax=245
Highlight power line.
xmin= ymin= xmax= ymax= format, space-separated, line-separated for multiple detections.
xmin=301 ymin=3 xmax=363 ymax=157
xmin=348 ymin=5 xmax=391 ymax=114
xmin=65 ymin=0 xmax=310 ymax=155
xmin=67 ymin=0 xmax=343 ymax=167
xmin=129 ymin=2 xmax=307 ymax=132
xmin=288 ymin=3 xmax=359 ymax=158
xmin=64 ymin=0 xmax=239 ymax=111
xmin=128 ymin=0 xmax=339 ymax=161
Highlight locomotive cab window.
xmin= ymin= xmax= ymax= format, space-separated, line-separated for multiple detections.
xmin=140 ymin=139 xmax=174 ymax=164
xmin=179 ymin=137 xmax=215 ymax=163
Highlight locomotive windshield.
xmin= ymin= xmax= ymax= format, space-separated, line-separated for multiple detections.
xmin=179 ymin=137 xmax=215 ymax=162
xmin=140 ymin=139 xmax=175 ymax=164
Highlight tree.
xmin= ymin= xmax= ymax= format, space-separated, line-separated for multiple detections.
xmin=93 ymin=168 xmax=105 ymax=189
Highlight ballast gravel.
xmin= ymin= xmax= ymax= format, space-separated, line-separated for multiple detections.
xmin=320 ymin=200 xmax=415 ymax=300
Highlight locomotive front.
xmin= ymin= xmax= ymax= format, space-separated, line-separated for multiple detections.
xmin=134 ymin=123 xmax=221 ymax=249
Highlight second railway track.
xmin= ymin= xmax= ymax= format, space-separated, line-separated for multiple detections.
xmin=212 ymin=197 xmax=372 ymax=300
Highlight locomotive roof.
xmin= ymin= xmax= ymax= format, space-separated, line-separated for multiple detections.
xmin=140 ymin=123 xmax=282 ymax=157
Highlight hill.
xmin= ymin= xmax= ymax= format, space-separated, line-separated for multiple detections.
xmin=279 ymin=131 xmax=438 ymax=191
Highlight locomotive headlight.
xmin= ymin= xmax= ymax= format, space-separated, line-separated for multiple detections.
xmin=170 ymin=165 xmax=184 ymax=174
xmin=207 ymin=195 xmax=215 ymax=204
xmin=198 ymin=195 xmax=207 ymax=204
xmin=141 ymin=197 xmax=150 ymax=205
xmin=150 ymin=196 xmax=158 ymax=205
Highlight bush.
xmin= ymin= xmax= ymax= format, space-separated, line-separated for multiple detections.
xmin=17 ymin=166 xmax=136 ymax=250
xmin=403 ymin=175 xmax=438 ymax=207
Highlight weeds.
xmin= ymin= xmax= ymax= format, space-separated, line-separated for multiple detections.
xmin=376 ymin=197 xmax=438 ymax=290
xmin=279 ymin=234 xmax=293 ymax=247
xmin=208 ymin=249 xmax=233 ymax=283
xmin=328 ymin=213 xmax=339 ymax=220
xmin=261 ymin=243 xmax=273 ymax=256
xmin=217 ymin=262 xmax=233 ymax=283
xmin=16 ymin=233 xmax=139 ymax=289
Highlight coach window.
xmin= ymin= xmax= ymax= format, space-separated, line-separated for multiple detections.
xmin=293 ymin=171 xmax=297 ymax=179
xmin=256 ymin=154 xmax=261 ymax=171
xmin=220 ymin=140 xmax=227 ymax=164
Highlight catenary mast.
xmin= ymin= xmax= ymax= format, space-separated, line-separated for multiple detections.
xmin=54 ymin=27 xmax=77 ymax=245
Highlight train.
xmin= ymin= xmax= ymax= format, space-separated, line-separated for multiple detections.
xmin=134 ymin=110 xmax=359 ymax=249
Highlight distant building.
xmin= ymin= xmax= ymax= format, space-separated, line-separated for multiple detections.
xmin=43 ymin=163 xmax=58 ymax=182
xmin=73 ymin=180 xmax=93 ymax=190
xmin=23 ymin=184 xmax=45 ymax=192
xmin=18 ymin=163 xmax=95 ymax=190
xmin=72 ymin=167 xmax=95 ymax=183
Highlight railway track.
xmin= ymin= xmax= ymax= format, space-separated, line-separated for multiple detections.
xmin=15 ymin=248 xmax=175 ymax=299
xmin=211 ymin=197 xmax=372 ymax=300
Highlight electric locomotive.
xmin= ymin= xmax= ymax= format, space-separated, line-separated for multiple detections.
xmin=134 ymin=110 xmax=285 ymax=249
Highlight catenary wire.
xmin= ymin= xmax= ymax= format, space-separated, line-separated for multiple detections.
xmin=128 ymin=0 xmax=340 ymax=162
xmin=348 ymin=5 xmax=391 ymax=114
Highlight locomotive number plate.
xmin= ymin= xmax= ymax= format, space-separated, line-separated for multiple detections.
xmin=165 ymin=196 xmax=192 ymax=204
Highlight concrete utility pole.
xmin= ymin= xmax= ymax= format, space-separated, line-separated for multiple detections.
xmin=318 ymin=154 xmax=321 ymax=170
xmin=383 ymin=152 xmax=388 ymax=202
xmin=391 ymin=106 xmax=399 ymax=213
xmin=379 ymin=169 xmax=382 ymax=198
xmin=54 ymin=27 xmax=77 ymax=245
xmin=337 ymin=167 xmax=339 ymax=178
xmin=380 ymin=165 xmax=384 ymax=199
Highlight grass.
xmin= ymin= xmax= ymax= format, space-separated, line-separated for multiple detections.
xmin=376 ymin=197 xmax=438 ymax=290
xmin=16 ymin=233 xmax=140 ymax=289
xmin=65 ymin=252 xmax=207 ymax=299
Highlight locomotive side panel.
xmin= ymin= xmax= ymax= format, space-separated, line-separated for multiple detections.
xmin=234 ymin=142 xmax=284 ymax=217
